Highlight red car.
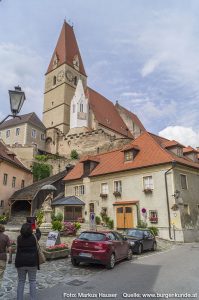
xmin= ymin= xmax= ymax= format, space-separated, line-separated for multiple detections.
xmin=70 ymin=231 xmax=132 ymax=269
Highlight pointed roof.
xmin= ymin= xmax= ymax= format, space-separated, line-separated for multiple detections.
xmin=46 ymin=21 xmax=86 ymax=76
xmin=87 ymin=87 xmax=133 ymax=138
xmin=0 ymin=112 xmax=46 ymax=131
xmin=115 ymin=102 xmax=146 ymax=132
xmin=183 ymin=146 xmax=199 ymax=154
xmin=63 ymin=132 xmax=199 ymax=181
xmin=0 ymin=140 xmax=31 ymax=173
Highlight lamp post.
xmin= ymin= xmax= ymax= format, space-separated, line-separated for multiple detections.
xmin=0 ymin=86 xmax=26 ymax=125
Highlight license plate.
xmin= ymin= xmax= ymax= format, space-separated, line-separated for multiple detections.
xmin=79 ymin=252 xmax=92 ymax=257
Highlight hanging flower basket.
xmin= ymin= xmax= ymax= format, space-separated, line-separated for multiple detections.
xmin=113 ymin=191 xmax=121 ymax=197
xmin=149 ymin=217 xmax=158 ymax=223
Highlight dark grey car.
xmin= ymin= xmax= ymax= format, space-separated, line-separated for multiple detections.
xmin=124 ymin=228 xmax=157 ymax=254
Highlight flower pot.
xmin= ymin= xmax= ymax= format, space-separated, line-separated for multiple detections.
xmin=43 ymin=248 xmax=70 ymax=260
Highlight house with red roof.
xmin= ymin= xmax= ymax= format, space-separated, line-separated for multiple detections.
xmin=0 ymin=140 xmax=32 ymax=217
xmin=52 ymin=132 xmax=199 ymax=242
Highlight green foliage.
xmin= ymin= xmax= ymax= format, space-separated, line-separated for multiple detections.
xmin=52 ymin=220 xmax=63 ymax=231
xmin=70 ymin=149 xmax=79 ymax=160
xmin=148 ymin=226 xmax=159 ymax=236
xmin=74 ymin=222 xmax=81 ymax=231
xmin=35 ymin=209 xmax=44 ymax=226
xmin=137 ymin=220 xmax=148 ymax=229
xmin=31 ymin=162 xmax=51 ymax=181
xmin=95 ymin=215 xmax=101 ymax=225
xmin=51 ymin=212 xmax=63 ymax=222
xmin=35 ymin=155 xmax=48 ymax=162
xmin=107 ymin=219 xmax=114 ymax=229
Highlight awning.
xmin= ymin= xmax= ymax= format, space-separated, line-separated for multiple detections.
xmin=113 ymin=200 xmax=139 ymax=205
xmin=51 ymin=196 xmax=85 ymax=206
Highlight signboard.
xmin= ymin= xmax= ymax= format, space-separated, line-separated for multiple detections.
xmin=46 ymin=231 xmax=60 ymax=247
xmin=90 ymin=212 xmax=96 ymax=230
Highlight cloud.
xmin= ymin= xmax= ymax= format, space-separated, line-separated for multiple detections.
xmin=0 ymin=42 xmax=44 ymax=118
xmin=141 ymin=53 xmax=168 ymax=77
xmin=159 ymin=126 xmax=199 ymax=148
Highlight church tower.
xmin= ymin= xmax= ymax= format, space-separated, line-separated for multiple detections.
xmin=43 ymin=21 xmax=87 ymax=135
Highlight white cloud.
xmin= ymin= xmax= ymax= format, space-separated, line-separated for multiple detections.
xmin=159 ymin=126 xmax=199 ymax=148
xmin=141 ymin=53 xmax=168 ymax=77
xmin=0 ymin=42 xmax=44 ymax=118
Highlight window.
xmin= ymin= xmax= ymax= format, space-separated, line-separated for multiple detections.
xmin=41 ymin=133 xmax=45 ymax=141
xmin=31 ymin=129 xmax=36 ymax=138
xmin=80 ymin=103 xmax=83 ymax=112
xmin=21 ymin=180 xmax=25 ymax=188
xmin=16 ymin=128 xmax=20 ymax=136
xmin=12 ymin=177 xmax=16 ymax=188
xmin=74 ymin=185 xmax=85 ymax=196
xmin=73 ymin=104 xmax=76 ymax=113
xmin=177 ymin=147 xmax=183 ymax=157
xmin=6 ymin=130 xmax=10 ymax=138
xmin=52 ymin=101 xmax=54 ymax=106
xmin=3 ymin=174 xmax=8 ymax=185
xmin=143 ymin=176 xmax=153 ymax=190
xmin=124 ymin=150 xmax=133 ymax=161
xmin=74 ymin=76 xmax=78 ymax=86
xmin=101 ymin=183 xmax=108 ymax=194
xmin=149 ymin=210 xmax=158 ymax=223
xmin=180 ymin=174 xmax=188 ymax=190
xmin=89 ymin=203 xmax=94 ymax=213
xmin=53 ymin=76 xmax=56 ymax=85
xmin=0 ymin=200 xmax=4 ymax=208
xmin=114 ymin=181 xmax=122 ymax=193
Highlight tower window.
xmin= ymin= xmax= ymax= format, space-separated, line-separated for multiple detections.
xmin=52 ymin=101 xmax=54 ymax=106
xmin=53 ymin=76 xmax=57 ymax=85
xmin=74 ymin=76 xmax=78 ymax=86
xmin=73 ymin=104 xmax=76 ymax=113
xmin=80 ymin=103 xmax=83 ymax=112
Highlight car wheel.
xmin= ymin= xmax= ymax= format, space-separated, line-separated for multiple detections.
xmin=106 ymin=253 xmax=115 ymax=269
xmin=137 ymin=244 xmax=143 ymax=255
xmin=71 ymin=258 xmax=80 ymax=266
xmin=126 ymin=248 xmax=133 ymax=260
xmin=152 ymin=242 xmax=157 ymax=251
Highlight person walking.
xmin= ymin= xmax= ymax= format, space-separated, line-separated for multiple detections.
xmin=15 ymin=223 xmax=41 ymax=300
xmin=0 ymin=224 xmax=12 ymax=287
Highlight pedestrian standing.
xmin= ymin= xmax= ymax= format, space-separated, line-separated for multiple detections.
xmin=0 ymin=224 xmax=12 ymax=287
xmin=15 ymin=223 xmax=41 ymax=300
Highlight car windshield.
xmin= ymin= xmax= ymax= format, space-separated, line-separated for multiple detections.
xmin=125 ymin=229 xmax=144 ymax=238
xmin=79 ymin=232 xmax=106 ymax=241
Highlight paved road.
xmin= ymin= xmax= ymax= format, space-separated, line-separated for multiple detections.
xmin=35 ymin=243 xmax=199 ymax=300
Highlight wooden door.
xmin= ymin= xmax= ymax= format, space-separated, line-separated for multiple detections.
xmin=116 ymin=205 xmax=133 ymax=229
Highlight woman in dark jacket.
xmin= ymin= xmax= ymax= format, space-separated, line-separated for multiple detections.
xmin=15 ymin=223 xmax=41 ymax=300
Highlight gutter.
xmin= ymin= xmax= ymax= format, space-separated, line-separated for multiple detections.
xmin=164 ymin=161 xmax=176 ymax=239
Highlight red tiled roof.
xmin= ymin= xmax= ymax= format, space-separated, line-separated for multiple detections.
xmin=80 ymin=155 xmax=100 ymax=163
xmin=116 ymin=103 xmax=146 ymax=132
xmin=163 ymin=140 xmax=185 ymax=148
xmin=183 ymin=146 xmax=199 ymax=154
xmin=64 ymin=132 xmax=199 ymax=181
xmin=46 ymin=21 xmax=86 ymax=76
xmin=121 ymin=144 xmax=140 ymax=152
xmin=88 ymin=88 xmax=133 ymax=138
xmin=0 ymin=141 xmax=31 ymax=173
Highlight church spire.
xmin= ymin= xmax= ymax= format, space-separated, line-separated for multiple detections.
xmin=46 ymin=21 xmax=86 ymax=76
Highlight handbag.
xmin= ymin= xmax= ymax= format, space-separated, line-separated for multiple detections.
xmin=33 ymin=234 xmax=46 ymax=265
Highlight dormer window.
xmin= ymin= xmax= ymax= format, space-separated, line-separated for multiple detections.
xmin=124 ymin=150 xmax=133 ymax=161
xmin=177 ymin=147 xmax=183 ymax=157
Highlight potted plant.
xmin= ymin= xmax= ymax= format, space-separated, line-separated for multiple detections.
xmin=100 ymin=193 xmax=108 ymax=198
xmin=113 ymin=191 xmax=121 ymax=197
xmin=43 ymin=243 xmax=69 ymax=260
xmin=62 ymin=222 xmax=77 ymax=236
xmin=149 ymin=216 xmax=158 ymax=223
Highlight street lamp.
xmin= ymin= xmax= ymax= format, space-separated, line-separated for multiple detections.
xmin=0 ymin=86 xmax=26 ymax=125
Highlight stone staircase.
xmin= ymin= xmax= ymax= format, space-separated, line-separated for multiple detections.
xmin=7 ymin=211 xmax=29 ymax=226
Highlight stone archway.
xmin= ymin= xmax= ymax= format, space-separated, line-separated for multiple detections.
xmin=10 ymin=200 xmax=31 ymax=223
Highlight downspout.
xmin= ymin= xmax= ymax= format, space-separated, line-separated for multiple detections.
xmin=164 ymin=161 xmax=176 ymax=240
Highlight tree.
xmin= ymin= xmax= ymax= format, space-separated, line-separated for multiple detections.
xmin=70 ymin=149 xmax=78 ymax=160
xmin=31 ymin=162 xmax=51 ymax=181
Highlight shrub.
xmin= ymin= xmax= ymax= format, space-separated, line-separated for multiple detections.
xmin=148 ymin=226 xmax=159 ymax=236
xmin=51 ymin=212 xmax=63 ymax=222
xmin=35 ymin=209 xmax=44 ymax=226
xmin=31 ymin=162 xmax=51 ymax=181
xmin=74 ymin=222 xmax=81 ymax=231
xmin=52 ymin=220 xmax=63 ymax=231
xmin=70 ymin=149 xmax=78 ymax=160
xmin=107 ymin=219 xmax=114 ymax=229
xmin=137 ymin=220 xmax=147 ymax=229
xmin=95 ymin=215 xmax=101 ymax=225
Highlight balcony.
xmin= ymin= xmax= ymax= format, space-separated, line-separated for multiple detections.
xmin=100 ymin=193 xmax=108 ymax=199
xmin=113 ymin=191 xmax=121 ymax=197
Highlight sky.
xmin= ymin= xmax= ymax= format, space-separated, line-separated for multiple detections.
xmin=0 ymin=0 xmax=199 ymax=147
